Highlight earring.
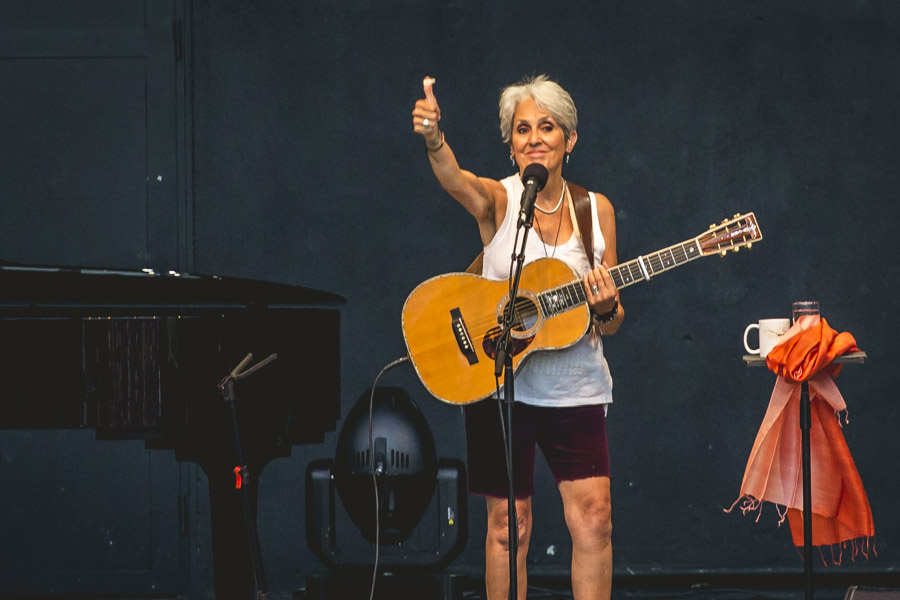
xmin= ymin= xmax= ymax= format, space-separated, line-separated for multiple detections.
xmin=510 ymin=154 xmax=516 ymax=166
xmin=565 ymin=153 xmax=570 ymax=165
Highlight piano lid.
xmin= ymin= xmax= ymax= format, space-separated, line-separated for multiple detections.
xmin=0 ymin=261 xmax=345 ymax=313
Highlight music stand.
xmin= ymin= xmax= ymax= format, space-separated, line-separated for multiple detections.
xmin=743 ymin=350 xmax=866 ymax=600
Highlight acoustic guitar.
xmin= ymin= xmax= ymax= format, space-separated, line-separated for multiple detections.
xmin=402 ymin=213 xmax=762 ymax=405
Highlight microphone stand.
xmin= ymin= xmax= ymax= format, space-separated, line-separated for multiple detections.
xmin=218 ymin=352 xmax=278 ymax=600
xmin=494 ymin=209 xmax=534 ymax=600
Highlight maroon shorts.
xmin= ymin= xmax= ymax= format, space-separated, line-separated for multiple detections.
xmin=464 ymin=400 xmax=610 ymax=498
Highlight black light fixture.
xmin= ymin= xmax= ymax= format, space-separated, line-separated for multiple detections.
xmin=306 ymin=386 xmax=466 ymax=571
xmin=333 ymin=386 xmax=438 ymax=544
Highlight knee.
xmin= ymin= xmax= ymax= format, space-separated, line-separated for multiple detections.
xmin=566 ymin=496 xmax=612 ymax=548
xmin=487 ymin=502 xmax=532 ymax=552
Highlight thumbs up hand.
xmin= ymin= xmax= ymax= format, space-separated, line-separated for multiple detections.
xmin=413 ymin=76 xmax=442 ymax=149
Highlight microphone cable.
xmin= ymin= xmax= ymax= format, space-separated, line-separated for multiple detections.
xmin=366 ymin=354 xmax=410 ymax=600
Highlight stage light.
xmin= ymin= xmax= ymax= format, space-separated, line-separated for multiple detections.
xmin=333 ymin=386 xmax=437 ymax=544
xmin=306 ymin=386 xmax=466 ymax=573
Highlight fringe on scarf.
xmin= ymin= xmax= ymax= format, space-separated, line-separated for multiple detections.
xmin=725 ymin=494 xmax=876 ymax=566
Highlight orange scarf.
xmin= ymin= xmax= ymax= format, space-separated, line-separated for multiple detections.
xmin=731 ymin=318 xmax=874 ymax=562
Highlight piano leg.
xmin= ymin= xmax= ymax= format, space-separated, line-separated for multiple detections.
xmin=203 ymin=459 xmax=264 ymax=600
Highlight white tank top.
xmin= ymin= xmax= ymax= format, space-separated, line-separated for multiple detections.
xmin=481 ymin=174 xmax=614 ymax=407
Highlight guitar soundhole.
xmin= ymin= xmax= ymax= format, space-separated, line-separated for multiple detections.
xmin=482 ymin=295 xmax=537 ymax=359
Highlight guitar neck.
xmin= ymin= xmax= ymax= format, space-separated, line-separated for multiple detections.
xmin=538 ymin=238 xmax=704 ymax=318
xmin=608 ymin=237 xmax=704 ymax=290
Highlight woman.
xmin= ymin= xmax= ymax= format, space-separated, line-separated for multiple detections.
xmin=412 ymin=74 xmax=623 ymax=600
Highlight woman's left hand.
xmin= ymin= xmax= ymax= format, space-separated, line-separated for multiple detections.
xmin=413 ymin=77 xmax=442 ymax=147
xmin=583 ymin=262 xmax=617 ymax=315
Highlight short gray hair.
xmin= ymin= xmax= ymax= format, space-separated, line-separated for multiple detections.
xmin=498 ymin=74 xmax=578 ymax=144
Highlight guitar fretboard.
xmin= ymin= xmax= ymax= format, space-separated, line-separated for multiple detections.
xmin=537 ymin=238 xmax=703 ymax=318
xmin=609 ymin=239 xmax=703 ymax=289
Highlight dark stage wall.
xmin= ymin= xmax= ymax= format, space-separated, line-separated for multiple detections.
xmin=2 ymin=0 xmax=899 ymax=597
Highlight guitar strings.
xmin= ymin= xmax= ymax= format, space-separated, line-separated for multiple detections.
xmin=459 ymin=220 xmax=753 ymax=351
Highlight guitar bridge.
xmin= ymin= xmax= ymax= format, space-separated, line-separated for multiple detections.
xmin=450 ymin=307 xmax=478 ymax=365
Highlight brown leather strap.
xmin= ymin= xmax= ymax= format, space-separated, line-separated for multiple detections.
xmin=566 ymin=182 xmax=594 ymax=269
xmin=465 ymin=252 xmax=483 ymax=275
xmin=465 ymin=182 xmax=595 ymax=273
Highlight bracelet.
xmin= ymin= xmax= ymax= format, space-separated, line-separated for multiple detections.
xmin=426 ymin=130 xmax=444 ymax=152
xmin=592 ymin=300 xmax=618 ymax=324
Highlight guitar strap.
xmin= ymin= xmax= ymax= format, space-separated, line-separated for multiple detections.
xmin=567 ymin=182 xmax=595 ymax=269
xmin=465 ymin=182 xmax=594 ymax=274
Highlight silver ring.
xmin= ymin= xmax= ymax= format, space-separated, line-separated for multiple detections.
xmin=423 ymin=118 xmax=431 ymax=128
xmin=590 ymin=285 xmax=600 ymax=295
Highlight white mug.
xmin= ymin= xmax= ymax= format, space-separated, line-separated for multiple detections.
xmin=743 ymin=318 xmax=791 ymax=358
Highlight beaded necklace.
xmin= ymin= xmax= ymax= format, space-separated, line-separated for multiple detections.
xmin=534 ymin=182 xmax=567 ymax=258
xmin=534 ymin=180 xmax=566 ymax=214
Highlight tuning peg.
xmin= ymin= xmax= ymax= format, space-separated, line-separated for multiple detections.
xmin=734 ymin=212 xmax=741 ymax=218
xmin=720 ymin=249 xmax=727 ymax=256
xmin=721 ymin=218 xmax=729 ymax=224
xmin=709 ymin=224 xmax=716 ymax=230
xmin=732 ymin=247 xmax=740 ymax=253
xmin=747 ymin=243 xmax=753 ymax=249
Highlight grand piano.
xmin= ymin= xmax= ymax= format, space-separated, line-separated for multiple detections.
xmin=0 ymin=262 xmax=343 ymax=598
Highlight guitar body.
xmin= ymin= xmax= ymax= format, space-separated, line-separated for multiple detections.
xmin=402 ymin=257 xmax=589 ymax=405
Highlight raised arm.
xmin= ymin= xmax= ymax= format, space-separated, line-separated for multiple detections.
xmin=412 ymin=77 xmax=505 ymax=244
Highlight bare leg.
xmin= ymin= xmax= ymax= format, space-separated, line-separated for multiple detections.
xmin=484 ymin=496 xmax=532 ymax=600
xmin=559 ymin=477 xmax=613 ymax=600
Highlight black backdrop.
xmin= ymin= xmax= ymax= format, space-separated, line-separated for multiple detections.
xmin=3 ymin=0 xmax=899 ymax=596
xmin=191 ymin=0 xmax=899 ymax=589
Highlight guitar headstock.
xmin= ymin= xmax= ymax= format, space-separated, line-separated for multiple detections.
xmin=696 ymin=212 xmax=762 ymax=256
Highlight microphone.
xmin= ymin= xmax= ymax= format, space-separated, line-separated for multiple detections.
xmin=516 ymin=163 xmax=549 ymax=228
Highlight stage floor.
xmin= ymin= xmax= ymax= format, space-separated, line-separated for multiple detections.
xmin=34 ymin=586 xmax=893 ymax=600
xmin=294 ymin=573 xmax=896 ymax=600
xmin=27 ymin=574 xmax=895 ymax=600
